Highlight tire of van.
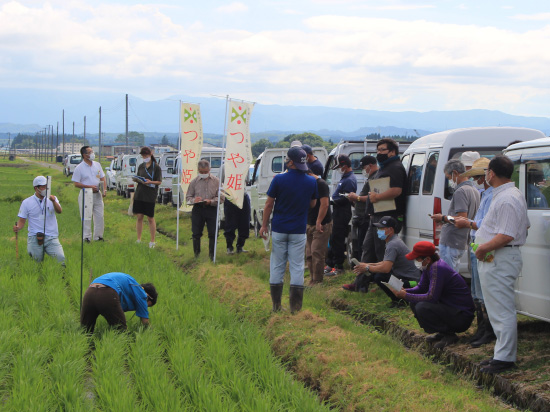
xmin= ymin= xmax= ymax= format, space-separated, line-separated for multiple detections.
xmin=125 ymin=189 xmax=130 ymax=199
xmin=116 ymin=186 xmax=121 ymax=196
xmin=253 ymin=214 xmax=261 ymax=238
xmin=162 ymin=194 xmax=168 ymax=205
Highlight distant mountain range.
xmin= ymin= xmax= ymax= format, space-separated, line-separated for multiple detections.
xmin=1 ymin=88 xmax=549 ymax=142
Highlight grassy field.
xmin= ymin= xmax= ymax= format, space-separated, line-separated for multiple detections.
xmin=1 ymin=158 xmax=536 ymax=411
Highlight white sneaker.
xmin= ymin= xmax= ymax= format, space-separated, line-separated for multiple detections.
xmin=149 ymin=242 xmax=156 ymax=249
xmin=136 ymin=239 xmax=141 ymax=244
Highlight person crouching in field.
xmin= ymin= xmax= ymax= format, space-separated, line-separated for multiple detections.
xmin=80 ymin=272 xmax=157 ymax=333
xmin=391 ymin=241 xmax=475 ymax=349
xmin=13 ymin=175 xmax=66 ymax=266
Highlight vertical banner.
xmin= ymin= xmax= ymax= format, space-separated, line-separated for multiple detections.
xmin=223 ymin=101 xmax=254 ymax=209
xmin=179 ymin=103 xmax=203 ymax=211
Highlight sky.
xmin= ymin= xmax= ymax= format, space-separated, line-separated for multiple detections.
xmin=0 ymin=0 xmax=549 ymax=117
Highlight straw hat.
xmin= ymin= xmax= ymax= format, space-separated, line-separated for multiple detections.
xmin=461 ymin=157 xmax=490 ymax=177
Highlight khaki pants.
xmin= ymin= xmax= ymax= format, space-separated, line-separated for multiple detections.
xmin=78 ymin=190 xmax=104 ymax=241
xmin=306 ymin=222 xmax=332 ymax=283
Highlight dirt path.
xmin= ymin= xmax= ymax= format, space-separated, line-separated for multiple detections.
xmin=20 ymin=157 xmax=64 ymax=172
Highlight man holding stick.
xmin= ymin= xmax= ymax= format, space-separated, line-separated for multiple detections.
xmin=13 ymin=175 xmax=65 ymax=266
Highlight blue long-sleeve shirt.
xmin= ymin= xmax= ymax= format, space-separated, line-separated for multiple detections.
xmin=471 ymin=186 xmax=493 ymax=237
xmin=92 ymin=272 xmax=150 ymax=319
xmin=332 ymin=171 xmax=357 ymax=206
xmin=405 ymin=259 xmax=474 ymax=315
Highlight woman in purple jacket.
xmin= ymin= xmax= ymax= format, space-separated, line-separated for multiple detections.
xmin=392 ymin=241 xmax=475 ymax=349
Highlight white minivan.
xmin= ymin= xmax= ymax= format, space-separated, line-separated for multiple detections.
xmin=503 ymin=137 xmax=550 ymax=322
xmin=401 ymin=127 xmax=547 ymax=278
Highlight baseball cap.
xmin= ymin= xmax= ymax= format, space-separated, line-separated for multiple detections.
xmin=33 ymin=176 xmax=47 ymax=187
xmin=287 ymin=147 xmax=308 ymax=171
xmin=301 ymin=144 xmax=313 ymax=155
xmin=373 ymin=216 xmax=398 ymax=229
xmin=360 ymin=155 xmax=377 ymax=167
xmin=461 ymin=157 xmax=490 ymax=177
xmin=290 ymin=140 xmax=302 ymax=148
xmin=332 ymin=154 xmax=352 ymax=170
xmin=406 ymin=241 xmax=436 ymax=260
xmin=460 ymin=151 xmax=480 ymax=167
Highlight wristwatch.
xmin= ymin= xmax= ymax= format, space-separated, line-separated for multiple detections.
xmin=469 ymin=221 xmax=474 ymax=229
xmin=366 ymin=265 xmax=370 ymax=272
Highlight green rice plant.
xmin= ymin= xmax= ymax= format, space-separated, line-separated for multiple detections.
xmin=92 ymin=330 xmax=140 ymax=411
xmin=128 ymin=331 xmax=188 ymax=411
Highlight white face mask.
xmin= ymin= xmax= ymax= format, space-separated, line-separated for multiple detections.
xmin=38 ymin=189 xmax=47 ymax=197
xmin=362 ymin=167 xmax=371 ymax=179
xmin=473 ymin=179 xmax=484 ymax=191
xmin=88 ymin=153 xmax=95 ymax=161
xmin=414 ymin=258 xmax=428 ymax=271
xmin=448 ymin=173 xmax=457 ymax=190
xmin=199 ymin=173 xmax=209 ymax=179
xmin=142 ymin=157 xmax=151 ymax=163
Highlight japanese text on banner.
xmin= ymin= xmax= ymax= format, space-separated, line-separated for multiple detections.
xmin=223 ymin=101 xmax=253 ymax=209
xmin=179 ymin=103 xmax=203 ymax=211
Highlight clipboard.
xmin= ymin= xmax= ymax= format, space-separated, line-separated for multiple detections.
xmin=369 ymin=177 xmax=396 ymax=213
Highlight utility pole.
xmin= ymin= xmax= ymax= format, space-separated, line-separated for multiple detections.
xmin=56 ymin=122 xmax=59 ymax=161
xmin=125 ymin=93 xmax=129 ymax=152
xmin=49 ymin=125 xmax=53 ymax=162
xmin=62 ymin=109 xmax=65 ymax=156
xmin=84 ymin=116 xmax=86 ymax=144
xmin=98 ymin=106 xmax=102 ymax=161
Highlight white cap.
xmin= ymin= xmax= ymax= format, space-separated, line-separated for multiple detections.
xmin=290 ymin=140 xmax=302 ymax=148
xmin=461 ymin=151 xmax=480 ymax=167
xmin=33 ymin=176 xmax=47 ymax=186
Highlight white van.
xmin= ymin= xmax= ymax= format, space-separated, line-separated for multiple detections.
xmin=503 ymin=137 xmax=550 ymax=322
xmin=249 ymin=147 xmax=328 ymax=236
xmin=156 ymin=151 xmax=178 ymax=204
xmin=401 ymin=127 xmax=546 ymax=277
xmin=170 ymin=146 xmax=225 ymax=207
xmin=63 ymin=154 xmax=82 ymax=176
xmin=116 ymin=154 xmax=143 ymax=198
xmin=104 ymin=159 xmax=117 ymax=190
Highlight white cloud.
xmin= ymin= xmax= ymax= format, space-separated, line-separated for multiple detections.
xmin=512 ymin=12 xmax=550 ymax=21
xmin=0 ymin=2 xmax=548 ymax=116
xmin=215 ymin=2 xmax=248 ymax=14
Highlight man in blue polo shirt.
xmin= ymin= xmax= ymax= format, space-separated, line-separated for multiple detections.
xmin=260 ymin=147 xmax=318 ymax=313
xmin=80 ymin=272 xmax=158 ymax=333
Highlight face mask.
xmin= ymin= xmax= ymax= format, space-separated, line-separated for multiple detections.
xmin=340 ymin=167 xmax=346 ymax=174
xmin=377 ymin=229 xmax=387 ymax=240
xmin=88 ymin=153 xmax=95 ymax=161
xmin=199 ymin=173 xmax=209 ymax=179
xmin=414 ymin=258 xmax=428 ymax=271
xmin=376 ymin=153 xmax=388 ymax=164
xmin=473 ymin=179 xmax=484 ymax=190
xmin=485 ymin=170 xmax=493 ymax=187
xmin=38 ymin=189 xmax=47 ymax=197
xmin=362 ymin=168 xmax=370 ymax=179
xmin=448 ymin=174 xmax=457 ymax=190
xmin=142 ymin=157 xmax=151 ymax=163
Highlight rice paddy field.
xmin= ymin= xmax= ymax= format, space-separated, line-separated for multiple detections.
xmin=0 ymin=158 xmax=523 ymax=411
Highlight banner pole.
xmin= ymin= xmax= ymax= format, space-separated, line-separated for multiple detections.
xmin=176 ymin=101 xmax=181 ymax=251
xmin=42 ymin=176 xmax=50 ymax=257
xmin=80 ymin=188 xmax=85 ymax=312
xmin=213 ymin=95 xmax=229 ymax=264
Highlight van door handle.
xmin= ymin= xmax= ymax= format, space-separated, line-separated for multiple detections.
xmin=419 ymin=231 xmax=433 ymax=239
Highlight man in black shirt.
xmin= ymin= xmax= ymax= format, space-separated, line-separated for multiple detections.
xmin=305 ymin=170 xmax=332 ymax=285
xmin=348 ymin=155 xmax=378 ymax=261
xmin=362 ymin=138 xmax=407 ymax=263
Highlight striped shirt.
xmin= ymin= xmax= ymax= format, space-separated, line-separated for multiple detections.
xmin=476 ymin=182 xmax=529 ymax=246
xmin=186 ymin=174 xmax=224 ymax=206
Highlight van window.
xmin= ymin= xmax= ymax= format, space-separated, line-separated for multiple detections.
xmin=448 ymin=147 xmax=504 ymax=162
xmin=407 ymin=153 xmax=426 ymax=195
xmin=325 ymin=156 xmax=336 ymax=185
xmin=166 ymin=158 xmax=174 ymax=167
xmin=350 ymin=152 xmax=377 ymax=174
xmin=524 ymin=159 xmax=550 ymax=209
xmin=401 ymin=154 xmax=410 ymax=172
xmin=129 ymin=158 xmax=137 ymax=166
xmin=272 ymin=156 xmax=285 ymax=173
xmin=211 ymin=157 xmax=222 ymax=169
xmin=422 ymin=152 xmax=439 ymax=195
xmin=70 ymin=156 xmax=82 ymax=164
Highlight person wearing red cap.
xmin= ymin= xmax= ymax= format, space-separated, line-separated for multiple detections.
xmin=391 ymin=241 xmax=475 ymax=349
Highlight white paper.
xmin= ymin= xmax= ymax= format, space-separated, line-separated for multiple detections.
xmin=381 ymin=275 xmax=403 ymax=291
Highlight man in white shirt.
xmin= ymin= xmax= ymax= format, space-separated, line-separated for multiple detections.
xmin=13 ymin=176 xmax=65 ymax=265
xmin=72 ymin=146 xmax=107 ymax=242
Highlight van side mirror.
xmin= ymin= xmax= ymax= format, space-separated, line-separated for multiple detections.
xmin=105 ymin=167 xmax=110 ymax=171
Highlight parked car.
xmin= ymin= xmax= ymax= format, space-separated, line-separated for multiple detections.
xmin=105 ymin=159 xmax=117 ymax=190
xmin=322 ymin=139 xmax=411 ymax=266
xmin=249 ymin=146 xmax=328 ymax=237
xmin=400 ymin=126 xmax=546 ymax=278
xmin=156 ymin=151 xmax=179 ymax=204
xmin=502 ymin=137 xmax=550 ymax=322
xmin=116 ymin=154 xmax=143 ymax=198
xmin=63 ymin=154 xmax=82 ymax=176
xmin=170 ymin=146 xmax=225 ymax=207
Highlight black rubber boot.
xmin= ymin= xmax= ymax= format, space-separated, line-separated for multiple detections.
xmin=193 ymin=238 xmax=201 ymax=257
xmin=469 ymin=301 xmax=486 ymax=343
xmin=289 ymin=285 xmax=305 ymax=314
xmin=270 ymin=283 xmax=284 ymax=312
xmin=208 ymin=237 xmax=215 ymax=261
xmin=470 ymin=304 xmax=496 ymax=348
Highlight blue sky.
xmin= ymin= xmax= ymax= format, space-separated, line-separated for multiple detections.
xmin=1 ymin=0 xmax=549 ymax=117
